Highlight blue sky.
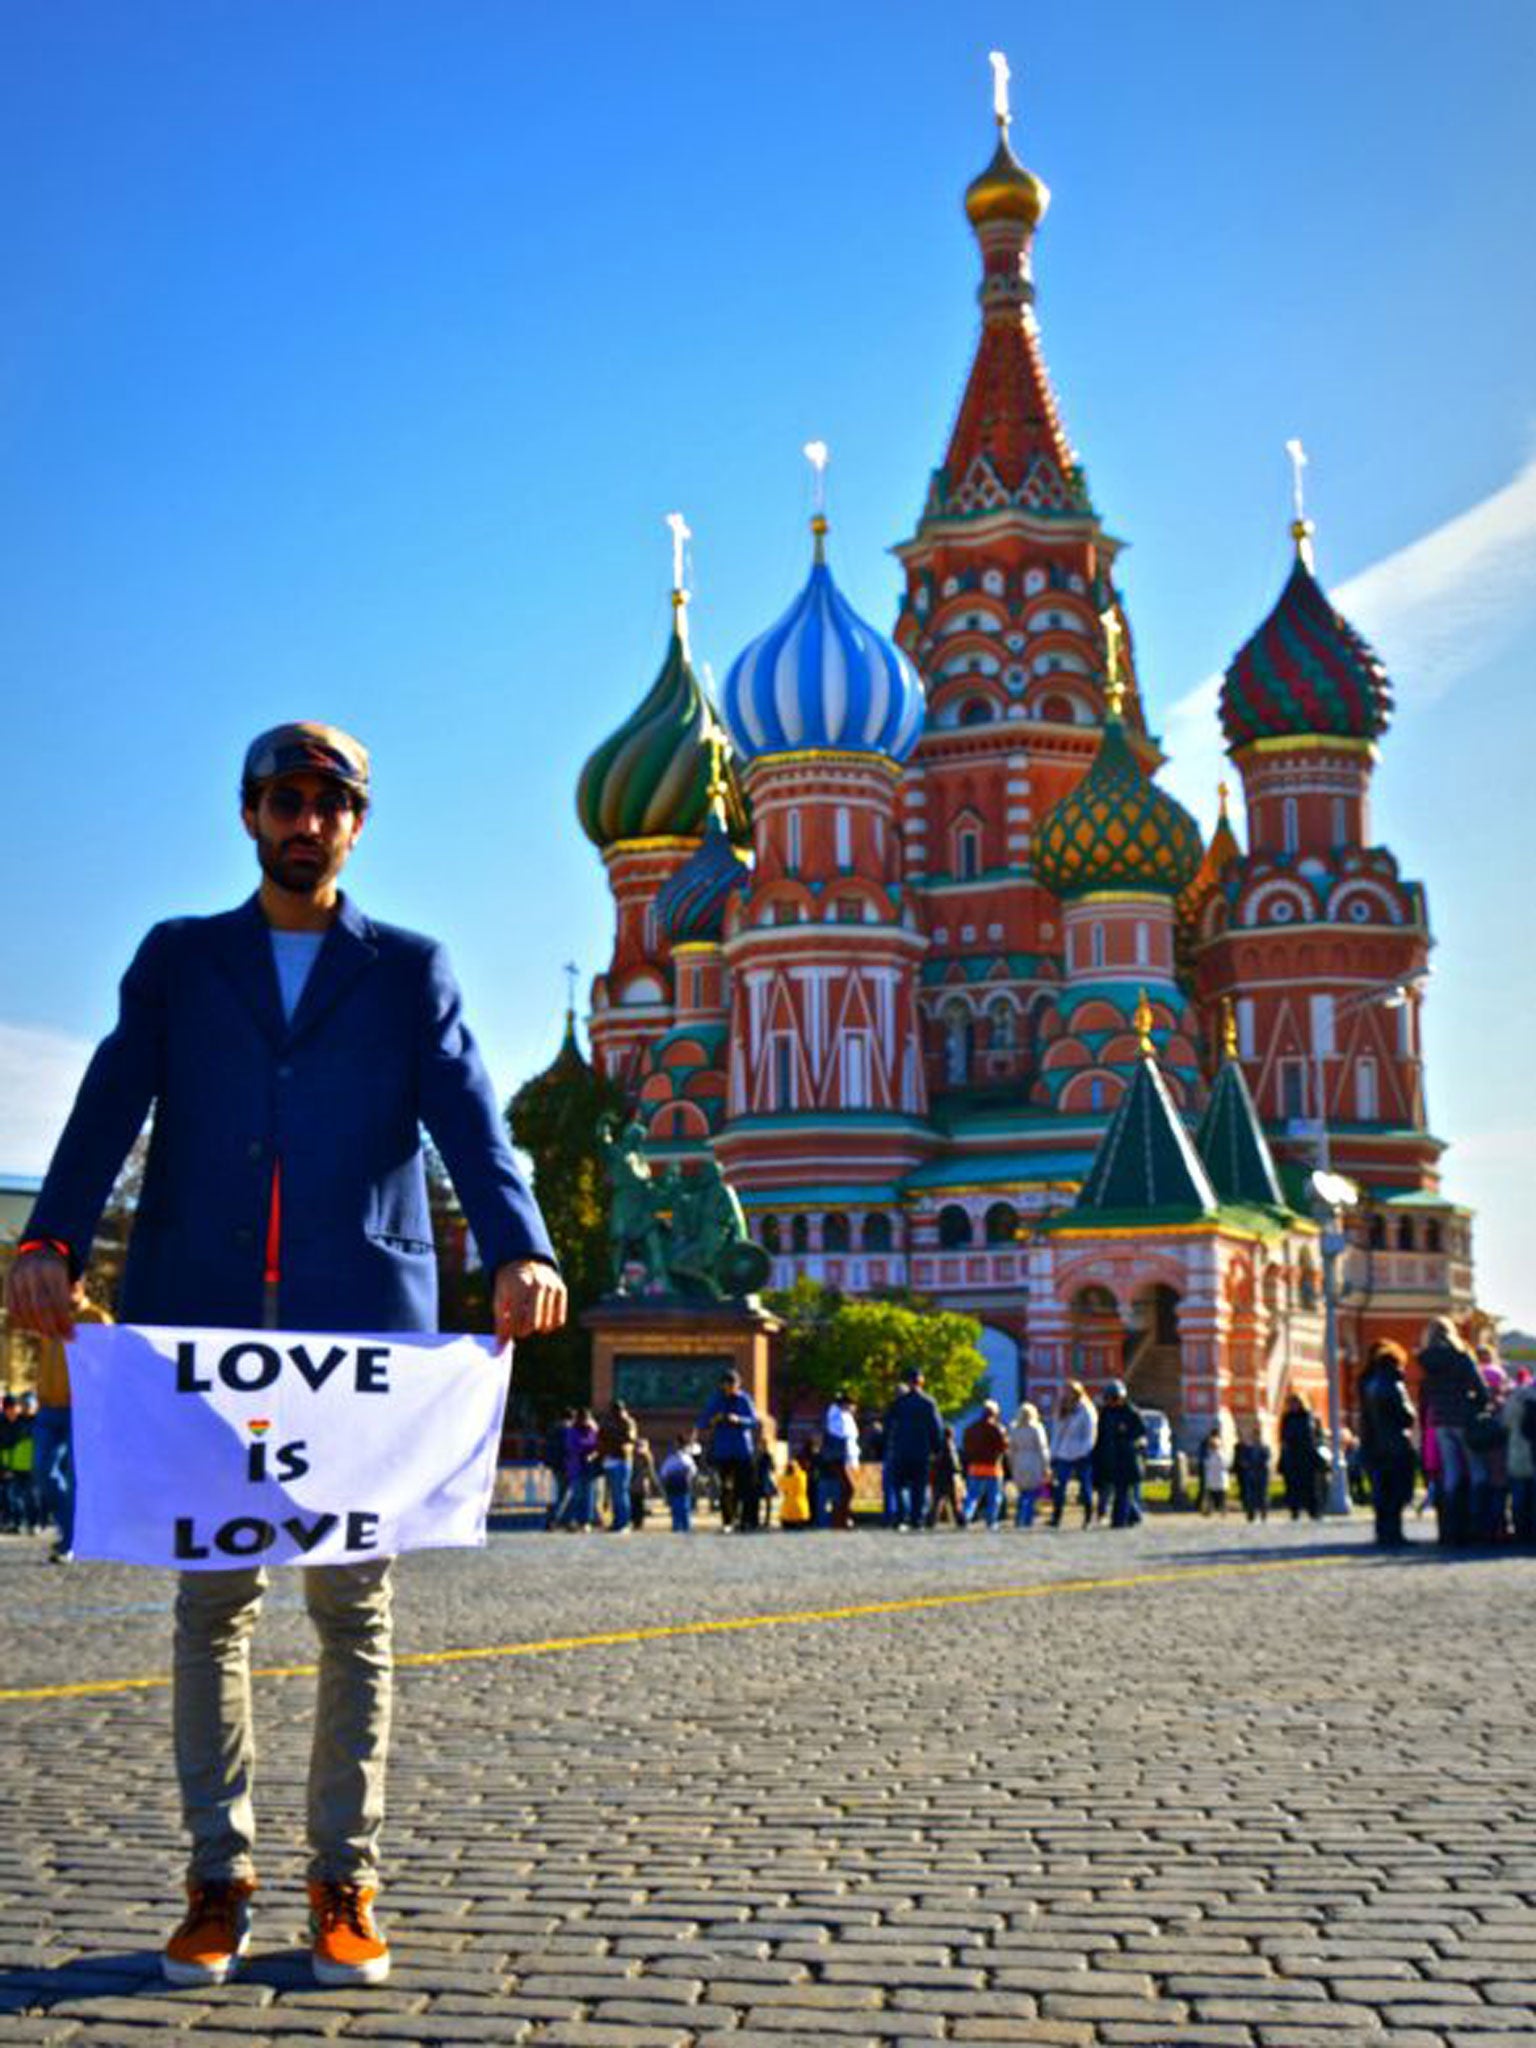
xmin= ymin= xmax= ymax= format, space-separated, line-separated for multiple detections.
xmin=2 ymin=1 xmax=1533 ymax=1326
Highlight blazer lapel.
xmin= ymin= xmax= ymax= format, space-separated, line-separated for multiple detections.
xmin=286 ymin=892 xmax=378 ymax=1045
xmin=210 ymin=896 xmax=289 ymax=1050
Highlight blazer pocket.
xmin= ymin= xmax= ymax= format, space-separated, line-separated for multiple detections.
xmin=364 ymin=1230 xmax=435 ymax=1257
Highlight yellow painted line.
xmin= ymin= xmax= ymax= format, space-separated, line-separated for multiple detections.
xmin=0 ymin=1555 xmax=1339 ymax=1705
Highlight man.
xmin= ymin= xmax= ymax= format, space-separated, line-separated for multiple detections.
xmin=882 ymin=1366 xmax=943 ymax=1530
xmin=6 ymin=722 xmax=565 ymax=1991
xmin=1095 ymin=1380 xmax=1147 ymax=1529
xmin=695 ymin=1369 xmax=759 ymax=1531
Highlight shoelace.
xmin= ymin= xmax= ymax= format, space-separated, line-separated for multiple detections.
xmin=180 ymin=1882 xmax=245 ymax=1938
xmin=314 ymin=1882 xmax=371 ymax=1936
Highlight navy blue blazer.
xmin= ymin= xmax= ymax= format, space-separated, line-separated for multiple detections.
xmin=25 ymin=893 xmax=555 ymax=1334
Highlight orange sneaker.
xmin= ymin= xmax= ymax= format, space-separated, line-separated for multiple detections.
xmin=307 ymin=1878 xmax=390 ymax=1986
xmin=162 ymin=1877 xmax=256 ymax=1986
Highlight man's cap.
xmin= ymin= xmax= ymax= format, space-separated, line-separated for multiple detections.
xmin=901 ymin=1365 xmax=923 ymax=1384
xmin=243 ymin=722 xmax=371 ymax=799
xmin=1104 ymin=1378 xmax=1126 ymax=1398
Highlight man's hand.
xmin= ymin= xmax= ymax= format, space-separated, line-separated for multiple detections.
xmin=493 ymin=1259 xmax=567 ymax=1344
xmin=6 ymin=1249 xmax=75 ymax=1339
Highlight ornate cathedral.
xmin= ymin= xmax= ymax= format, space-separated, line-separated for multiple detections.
xmin=569 ymin=84 xmax=1476 ymax=1439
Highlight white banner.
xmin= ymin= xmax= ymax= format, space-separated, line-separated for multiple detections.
xmin=68 ymin=1325 xmax=511 ymax=1570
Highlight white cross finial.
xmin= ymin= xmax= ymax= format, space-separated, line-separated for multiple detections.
xmin=803 ymin=440 xmax=829 ymax=516
xmin=664 ymin=511 xmax=691 ymax=595
xmin=1284 ymin=438 xmax=1315 ymax=568
xmin=1284 ymin=438 xmax=1308 ymax=523
xmin=988 ymin=50 xmax=1011 ymax=129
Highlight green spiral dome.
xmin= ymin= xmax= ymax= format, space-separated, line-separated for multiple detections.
xmin=576 ymin=616 xmax=745 ymax=849
xmin=1035 ymin=717 xmax=1203 ymax=899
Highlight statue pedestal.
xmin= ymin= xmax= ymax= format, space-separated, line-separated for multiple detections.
xmin=583 ymin=1296 xmax=781 ymax=1452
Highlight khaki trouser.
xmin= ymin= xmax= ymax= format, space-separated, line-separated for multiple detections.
xmin=173 ymin=1560 xmax=394 ymax=1884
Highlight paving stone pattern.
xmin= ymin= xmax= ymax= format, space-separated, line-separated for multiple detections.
xmin=3 ymin=1515 xmax=1535 ymax=2047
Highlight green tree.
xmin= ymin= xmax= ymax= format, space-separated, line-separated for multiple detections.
xmin=766 ymin=1278 xmax=986 ymax=1416
xmin=504 ymin=1013 xmax=625 ymax=1424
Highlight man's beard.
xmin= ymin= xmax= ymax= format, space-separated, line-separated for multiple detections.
xmin=255 ymin=828 xmax=342 ymax=896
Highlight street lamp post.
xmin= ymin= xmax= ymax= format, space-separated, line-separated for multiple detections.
xmin=1303 ymin=971 xmax=1428 ymax=1515
xmin=1311 ymin=1170 xmax=1358 ymax=1516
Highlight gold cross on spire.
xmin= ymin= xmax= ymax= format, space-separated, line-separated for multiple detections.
xmin=803 ymin=440 xmax=830 ymax=560
xmin=988 ymin=50 xmax=1012 ymax=132
xmin=1284 ymin=437 xmax=1316 ymax=571
xmin=1134 ymin=988 xmax=1155 ymax=1057
xmin=1101 ymin=607 xmax=1126 ymax=718
xmin=1221 ymin=995 xmax=1238 ymax=1060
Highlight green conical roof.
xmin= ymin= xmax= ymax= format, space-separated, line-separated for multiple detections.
xmin=576 ymin=614 xmax=746 ymax=849
xmin=1196 ymin=1054 xmax=1284 ymax=1208
xmin=1076 ymin=1053 xmax=1217 ymax=1216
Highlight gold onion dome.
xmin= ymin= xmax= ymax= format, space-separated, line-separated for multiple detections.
xmin=964 ymin=127 xmax=1050 ymax=231
xmin=576 ymin=606 xmax=747 ymax=849
xmin=1034 ymin=714 xmax=1203 ymax=900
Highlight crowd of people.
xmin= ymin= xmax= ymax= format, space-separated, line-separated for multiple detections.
xmin=530 ymin=1323 xmax=1531 ymax=1547
xmin=535 ymin=1368 xmax=1223 ymax=1535
xmin=8 ymin=1319 xmax=1527 ymax=1555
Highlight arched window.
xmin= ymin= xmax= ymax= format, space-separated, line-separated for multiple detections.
xmin=1425 ymin=1219 xmax=1443 ymax=1254
xmin=790 ymin=1214 xmax=810 ymax=1254
xmin=760 ymin=1216 xmax=781 ymax=1255
xmin=823 ymin=1212 xmax=851 ymax=1253
xmin=861 ymin=1213 xmax=893 ymax=1253
xmin=1397 ymin=1218 xmax=1415 ymax=1251
xmin=984 ymin=1201 xmax=1019 ymax=1246
xmin=957 ymin=826 xmax=980 ymax=880
xmin=988 ymin=997 xmax=1016 ymax=1050
xmin=786 ymin=808 xmax=802 ymax=873
xmin=942 ymin=1001 xmax=971 ymax=1085
xmin=1282 ymin=797 xmax=1299 ymax=854
xmin=937 ymin=1204 xmax=973 ymax=1248
xmin=1368 ymin=1212 xmax=1386 ymax=1249
xmin=1331 ymin=796 xmax=1347 ymax=847
xmin=835 ymin=807 xmax=852 ymax=869
xmin=1090 ymin=923 xmax=1106 ymax=969
xmin=1355 ymin=1056 xmax=1378 ymax=1122
xmin=1134 ymin=921 xmax=1150 ymax=966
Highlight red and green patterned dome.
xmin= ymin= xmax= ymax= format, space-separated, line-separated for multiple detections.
xmin=1222 ymin=556 xmax=1393 ymax=748
xmin=577 ymin=610 xmax=746 ymax=849
xmin=1035 ymin=716 xmax=1203 ymax=899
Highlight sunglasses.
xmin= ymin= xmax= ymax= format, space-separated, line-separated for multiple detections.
xmin=263 ymin=786 xmax=359 ymax=823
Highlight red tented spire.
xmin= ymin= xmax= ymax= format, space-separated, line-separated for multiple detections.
xmin=927 ymin=121 xmax=1089 ymax=522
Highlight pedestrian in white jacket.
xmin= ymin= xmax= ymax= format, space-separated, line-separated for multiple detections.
xmin=1049 ymin=1382 xmax=1098 ymax=1527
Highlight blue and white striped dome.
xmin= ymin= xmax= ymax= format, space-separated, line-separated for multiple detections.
xmin=721 ymin=536 xmax=926 ymax=764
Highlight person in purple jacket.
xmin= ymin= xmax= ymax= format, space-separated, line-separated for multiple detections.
xmin=6 ymin=721 xmax=565 ymax=1992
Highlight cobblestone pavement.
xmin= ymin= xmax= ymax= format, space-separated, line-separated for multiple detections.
xmin=3 ymin=1512 xmax=1536 ymax=2048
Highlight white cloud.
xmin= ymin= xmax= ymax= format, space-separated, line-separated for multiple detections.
xmin=1160 ymin=451 xmax=1536 ymax=822
xmin=0 ymin=1023 xmax=91 ymax=1175
xmin=1334 ymin=451 xmax=1536 ymax=701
